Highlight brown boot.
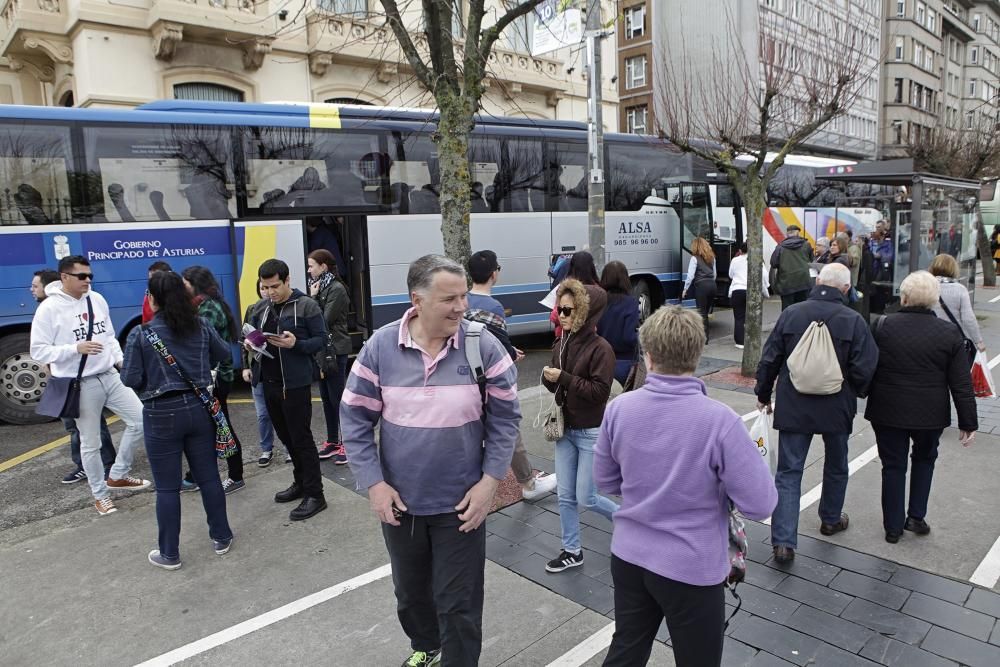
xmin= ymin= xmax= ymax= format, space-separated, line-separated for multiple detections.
xmin=773 ymin=545 xmax=795 ymax=563
xmin=820 ymin=512 xmax=850 ymax=536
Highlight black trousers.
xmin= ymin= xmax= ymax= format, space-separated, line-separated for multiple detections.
xmin=603 ymin=555 xmax=725 ymax=667
xmin=780 ymin=289 xmax=809 ymax=310
xmin=215 ymin=380 xmax=244 ymax=482
xmin=731 ymin=289 xmax=747 ymax=345
xmin=262 ymin=383 xmax=324 ymax=499
xmin=382 ymin=512 xmax=486 ymax=667
xmin=693 ymin=280 xmax=717 ymax=341
xmin=873 ymin=424 xmax=943 ymax=533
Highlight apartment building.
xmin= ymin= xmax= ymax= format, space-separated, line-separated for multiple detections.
xmin=616 ymin=0 xmax=652 ymax=134
xmin=0 ymin=0 xmax=618 ymax=127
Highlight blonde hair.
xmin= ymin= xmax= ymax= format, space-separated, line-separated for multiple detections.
xmin=929 ymin=253 xmax=959 ymax=279
xmin=899 ymin=270 xmax=940 ymax=308
xmin=691 ymin=237 xmax=715 ymax=264
xmin=639 ymin=305 xmax=705 ymax=375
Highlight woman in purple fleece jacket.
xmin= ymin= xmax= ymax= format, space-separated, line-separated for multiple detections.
xmin=594 ymin=305 xmax=777 ymax=667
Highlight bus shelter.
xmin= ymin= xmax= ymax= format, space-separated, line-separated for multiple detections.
xmin=815 ymin=158 xmax=981 ymax=312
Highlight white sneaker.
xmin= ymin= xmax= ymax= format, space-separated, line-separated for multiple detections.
xmin=521 ymin=471 xmax=557 ymax=501
xmin=735 ymin=344 xmax=744 ymax=349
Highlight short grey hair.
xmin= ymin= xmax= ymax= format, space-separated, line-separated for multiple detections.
xmin=900 ymin=270 xmax=940 ymax=308
xmin=818 ymin=263 xmax=851 ymax=288
xmin=406 ymin=254 xmax=465 ymax=295
xmin=639 ymin=305 xmax=705 ymax=375
xmin=816 ymin=237 xmax=830 ymax=248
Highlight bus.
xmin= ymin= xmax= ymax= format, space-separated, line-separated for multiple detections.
xmin=0 ymin=100 xmax=886 ymax=424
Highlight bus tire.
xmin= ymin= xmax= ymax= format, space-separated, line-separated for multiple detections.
xmin=0 ymin=332 xmax=52 ymax=425
xmin=633 ymin=279 xmax=653 ymax=323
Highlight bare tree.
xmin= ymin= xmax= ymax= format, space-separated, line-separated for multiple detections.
xmin=906 ymin=115 xmax=1000 ymax=286
xmin=654 ymin=5 xmax=877 ymax=376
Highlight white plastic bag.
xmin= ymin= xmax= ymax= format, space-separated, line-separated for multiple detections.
xmin=748 ymin=410 xmax=777 ymax=475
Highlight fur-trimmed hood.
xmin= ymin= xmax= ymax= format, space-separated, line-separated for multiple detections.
xmin=557 ymin=279 xmax=607 ymax=334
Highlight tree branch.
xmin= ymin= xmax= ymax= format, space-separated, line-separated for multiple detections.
xmin=379 ymin=0 xmax=434 ymax=88
xmin=479 ymin=0 xmax=547 ymax=63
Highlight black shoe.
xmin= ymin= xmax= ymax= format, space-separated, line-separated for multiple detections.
xmin=545 ymin=550 xmax=583 ymax=573
xmin=820 ymin=513 xmax=850 ymax=536
xmin=885 ymin=530 xmax=902 ymax=544
xmin=274 ymin=484 xmax=303 ymax=504
xmin=773 ymin=546 xmax=795 ymax=563
xmin=905 ymin=517 xmax=931 ymax=535
xmin=290 ymin=496 xmax=327 ymax=521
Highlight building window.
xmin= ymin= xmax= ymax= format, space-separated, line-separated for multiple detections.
xmin=625 ymin=55 xmax=647 ymax=89
xmin=967 ymin=111 xmax=975 ymax=129
xmin=625 ymin=105 xmax=648 ymax=134
xmin=892 ymin=120 xmax=902 ymax=144
xmin=971 ymin=46 xmax=979 ymax=64
xmin=624 ymin=5 xmax=645 ymax=39
xmin=916 ymin=1 xmax=925 ymax=25
xmin=173 ymin=82 xmax=245 ymax=102
xmin=896 ymin=0 xmax=905 ymax=17
xmin=924 ymin=49 xmax=933 ymax=71
xmin=927 ymin=8 xmax=936 ymax=32
xmin=914 ymin=42 xmax=923 ymax=66
xmin=505 ymin=14 xmax=532 ymax=53
xmin=895 ymin=37 xmax=904 ymax=60
xmin=316 ymin=0 xmax=367 ymax=14
xmin=894 ymin=78 xmax=903 ymax=103
xmin=324 ymin=97 xmax=373 ymax=105
xmin=969 ymin=78 xmax=977 ymax=96
xmin=974 ymin=13 xmax=981 ymax=31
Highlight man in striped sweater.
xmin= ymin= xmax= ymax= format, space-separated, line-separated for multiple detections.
xmin=341 ymin=254 xmax=521 ymax=667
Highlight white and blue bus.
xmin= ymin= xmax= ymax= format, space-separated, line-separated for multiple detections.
xmin=0 ymin=101 xmax=733 ymax=424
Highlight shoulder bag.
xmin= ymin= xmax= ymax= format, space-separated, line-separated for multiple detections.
xmin=36 ymin=296 xmax=94 ymax=419
xmin=938 ymin=297 xmax=976 ymax=367
xmin=141 ymin=325 xmax=237 ymax=459
xmin=533 ymin=334 xmax=570 ymax=441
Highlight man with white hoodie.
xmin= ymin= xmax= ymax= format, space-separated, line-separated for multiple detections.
xmin=31 ymin=255 xmax=150 ymax=516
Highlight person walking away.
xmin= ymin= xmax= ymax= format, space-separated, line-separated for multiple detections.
xmin=244 ymin=259 xmax=328 ymax=521
xmin=307 ymin=249 xmax=352 ymax=464
xmin=241 ymin=279 xmax=283 ymax=467
xmin=728 ymin=243 xmax=770 ymax=350
xmin=543 ymin=278 xmax=620 ymax=573
xmin=597 ymin=260 xmax=640 ymax=384
xmin=770 ymin=224 xmax=813 ymax=310
xmin=32 ymin=268 xmax=119 ymax=484
xmin=121 ymin=271 xmax=234 ymax=570
xmin=596 ymin=305 xmax=777 ymax=667
xmin=181 ymin=266 xmax=246 ymax=495
xmin=681 ymin=237 xmax=717 ymax=342
xmin=866 ymin=271 xmax=977 ymax=543
xmin=929 ymin=253 xmax=985 ymax=360
xmin=846 ymin=230 xmax=862 ymax=289
xmin=142 ymin=261 xmax=173 ymax=324
xmin=755 ymin=263 xmax=878 ymax=562
xmin=342 ymin=255 xmax=521 ymax=667
xmin=466 ymin=250 xmax=556 ymax=501
xmin=30 ymin=255 xmax=150 ymax=516
xmin=549 ymin=250 xmax=600 ymax=337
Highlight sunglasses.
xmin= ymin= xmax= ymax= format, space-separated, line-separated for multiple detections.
xmin=63 ymin=272 xmax=93 ymax=281
xmin=557 ymin=306 xmax=575 ymax=316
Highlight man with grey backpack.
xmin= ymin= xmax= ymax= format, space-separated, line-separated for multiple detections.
xmin=754 ymin=263 xmax=878 ymax=564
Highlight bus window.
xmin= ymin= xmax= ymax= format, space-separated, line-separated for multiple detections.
xmin=470 ymin=134 xmax=543 ymax=213
xmin=244 ymin=127 xmax=383 ymax=212
xmin=545 ymin=141 xmax=587 ymax=212
xmin=607 ymin=141 xmax=689 ymax=211
xmin=390 ymin=130 xmax=440 ymax=214
xmin=0 ymin=123 xmax=74 ymax=225
xmin=981 ymin=180 xmax=997 ymax=202
xmin=82 ymin=124 xmax=233 ymax=222
xmin=715 ymin=183 xmax=736 ymax=208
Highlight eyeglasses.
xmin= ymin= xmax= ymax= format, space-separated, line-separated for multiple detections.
xmin=557 ymin=306 xmax=575 ymax=316
xmin=63 ymin=272 xmax=93 ymax=281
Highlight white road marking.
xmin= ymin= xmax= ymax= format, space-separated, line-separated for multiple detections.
xmin=970 ymin=536 xmax=1000 ymax=588
xmin=989 ymin=293 xmax=1000 ymax=303
xmin=133 ymin=564 xmax=392 ymax=667
xmin=762 ymin=444 xmax=879 ymax=526
xmin=989 ymin=352 xmax=1000 ymax=370
xmin=545 ymin=622 xmax=617 ymax=667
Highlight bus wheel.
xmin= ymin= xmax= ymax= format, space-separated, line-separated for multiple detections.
xmin=0 ymin=332 xmax=51 ymax=425
xmin=633 ymin=279 xmax=653 ymax=323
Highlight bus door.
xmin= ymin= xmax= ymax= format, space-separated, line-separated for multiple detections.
xmin=675 ymin=183 xmax=722 ymax=304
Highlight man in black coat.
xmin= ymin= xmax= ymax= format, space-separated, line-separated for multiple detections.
xmin=755 ymin=263 xmax=879 ymax=563
xmin=769 ymin=224 xmax=814 ymax=310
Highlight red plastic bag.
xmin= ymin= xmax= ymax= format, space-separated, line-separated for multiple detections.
xmin=972 ymin=351 xmax=996 ymax=399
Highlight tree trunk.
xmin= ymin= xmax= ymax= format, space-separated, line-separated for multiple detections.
xmin=435 ymin=91 xmax=474 ymax=263
xmin=977 ymin=213 xmax=996 ymax=287
xmin=741 ymin=179 xmax=767 ymax=378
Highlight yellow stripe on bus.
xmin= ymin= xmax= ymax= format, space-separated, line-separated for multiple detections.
xmin=239 ymin=225 xmax=277 ymax=314
xmin=309 ymin=105 xmax=341 ymax=129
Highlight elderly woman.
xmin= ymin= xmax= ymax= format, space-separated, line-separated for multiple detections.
xmin=595 ymin=305 xmax=777 ymax=667
xmin=866 ymin=271 xmax=977 ymax=544
xmin=929 ymin=253 xmax=984 ymax=357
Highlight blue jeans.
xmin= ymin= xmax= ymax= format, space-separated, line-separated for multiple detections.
xmin=143 ymin=393 xmax=232 ymax=560
xmin=65 ymin=416 xmax=116 ymax=471
xmin=771 ymin=431 xmax=850 ymax=550
xmin=251 ymin=381 xmax=275 ymax=453
xmin=555 ymin=427 xmax=619 ymax=553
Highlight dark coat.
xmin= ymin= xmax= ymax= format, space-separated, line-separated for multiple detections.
xmin=865 ymin=308 xmax=978 ymax=432
xmin=769 ymin=236 xmax=813 ymax=295
xmin=755 ymin=285 xmax=879 ymax=434
xmin=245 ymin=289 xmax=327 ymax=390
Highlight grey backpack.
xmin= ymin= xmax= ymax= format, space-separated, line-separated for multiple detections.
xmin=787 ymin=320 xmax=843 ymax=395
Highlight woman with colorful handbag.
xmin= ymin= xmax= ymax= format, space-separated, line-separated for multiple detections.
xmin=121 ymin=271 xmax=235 ymax=571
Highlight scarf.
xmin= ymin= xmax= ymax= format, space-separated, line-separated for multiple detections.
xmin=308 ymin=271 xmax=335 ymax=292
